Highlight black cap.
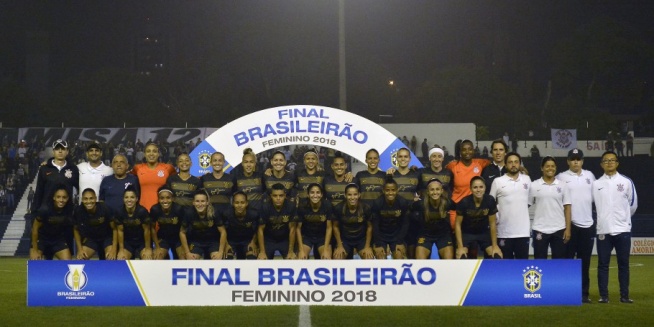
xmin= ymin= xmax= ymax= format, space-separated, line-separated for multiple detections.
xmin=567 ymin=148 xmax=583 ymax=160
xmin=52 ymin=139 xmax=68 ymax=149
xmin=87 ymin=141 xmax=102 ymax=151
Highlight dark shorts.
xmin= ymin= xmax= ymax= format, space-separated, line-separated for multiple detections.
xmin=227 ymin=240 xmax=254 ymax=259
xmin=302 ymin=234 xmax=326 ymax=250
xmin=374 ymin=236 xmax=404 ymax=253
xmin=461 ymin=232 xmax=492 ymax=251
xmin=83 ymin=237 xmax=113 ymax=253
xmin=341 ymin=238 xmax=367 ymax=259
xmin=157 ymin=238 xmax=181 ymax=251
xmin=123 ymin=240 xmax=146 ymax=258
xmin=416 ymin=233 xmax=453 ymax=251
xmin=264 ymin=239 xmax=290 ymax=259
xmin=189 ymin=241 xmax=220 ymax=257
xmin=38 ymin=238 xmax=69 ymax=259
xmin=405 ymin=223 xmax=419 ymax=246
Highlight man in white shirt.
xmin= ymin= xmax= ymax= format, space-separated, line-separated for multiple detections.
xmin=557 ymin=148 xmax=595 ymax=303
xmin=592 ymin=151 xmax=638 ymax=304
xmin=77 ymin=141 xmax=113 ymax=202
xmin=489 ymin=152 xmax=531 ymax=259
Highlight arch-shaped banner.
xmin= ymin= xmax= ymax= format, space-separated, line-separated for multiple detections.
xmin=190 ymin=105 xmax=423 ymax=176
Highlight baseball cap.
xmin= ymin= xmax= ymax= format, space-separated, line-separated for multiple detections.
xmin=567 ymin=148 xmax=583 ymax=160
xmin=52 ymin=139 xmax=68 ymax=149
xmin=87 ymin=141 xmax=102 ymax=151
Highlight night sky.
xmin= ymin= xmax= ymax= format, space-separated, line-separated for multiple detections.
xmin=1 ymin=1 xmax=653 ymax=127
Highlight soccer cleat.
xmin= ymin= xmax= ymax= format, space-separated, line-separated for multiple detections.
xmin=620 ymin=298 xmax=634 ymax=304
xmin=582 ymin=297 xmax=591 ymax=304
xmin=598 ymin=297 xmax=609 ymax=304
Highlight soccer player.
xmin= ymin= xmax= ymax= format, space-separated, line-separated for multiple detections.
xmin=234 ymin=148 xmax=265 ymax=211
xmin=150 ymin=186 xmax=185 ymax=259
xmin=294 ymin=149 xmax=326 ymax=205
xmin=371 ymin=177 xmax=411 ymax=259
xmin=332 ymin=184 xmax=374 ymax=259
xmin=355 ymin=148 xmax=386 ymax=208
xmin=418 ymin=146 xmax=454 ymax=196
xmin=455 ymin=176 xmax=502 ymax=259
xmin=200 ymin=152 xmax=236 ymax=214
xmin=413 ymin=178 xmax=455 ymax=259
xmin=77 ymin=142 xmax=113 ymax=202
xmin=115 ymin=186 xmax=152 ymax=260
xmin=387 ymin=147 xmax=420 ymax=258
xmin=180 ymin=189 xmax=227 ymax=260
xmin=221 ymin=191 xmax=259 ymax=260
xmin=257 ymin=183 xmax=298 ymax=259
xmin=131 ymin=142 xmax=176 ymax=212
xmin=166 ymin=153 xmax=200 ymax=208
xmin=73 ymin=188 xmax=117 ymax=260
xmin=263 ymin=150 xmax=296 ymax=201
xmin=593 ymin=151 xmax=638 ymax=304
xmin=445 ymin=140 xmax=490 ymax=226
xmin=489 ymin=152 xmax=531 ymax=259
xmin=529 ymin=156 xmax=571 ymax=259
xmin=30 ymin=184 xmax=74 ymax=260
xmin=481 ymin=139 xmax=508 ymax=192
xmin=99 ymin=154 xmax=140 ymax=214
xmin=296 ymin=183 xmax=334 ymax=260
xmin=324 ymin=152 xmax=353 ymax=207
xmin=557 ymin=148 xmax=596 ymax=303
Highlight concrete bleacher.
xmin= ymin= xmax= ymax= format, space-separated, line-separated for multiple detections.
xmin=0 ymin=181 xmax=34 ymax=256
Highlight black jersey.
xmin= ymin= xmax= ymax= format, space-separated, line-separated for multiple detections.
xmin=235 ymin=171 xmax=265 ymax=210
xmin=390 ymin=169 xmax=420 ymax=202
xmin=73 ymin=202 xmax=114 ymax=240
xmin=220 ymin=208 xmax=259 ymax=243
xmin=35 ymin=205 xmax=74 ymax=241
xmin=333 ymin=202 xmax=372 ymax=243
xmin=259 ymin=199 xmax=298 ymax=242
xmin=264 ymin=171 xmax=296 ymax=197
xmin=200 ymin=172 xmax=236 ymax=212
xmin=323 ymin=174 xmax=353 ymax=207
xmin=182 ymin=206 xmax=221 ymax=243
xmin=166 ymin=174 xmax=200 ymax=207
xmin=297 ymin=200 xmax=334 ymax=239
xmin=456 ymin=194 xmax=498 ymax=234
xmin=371 ymin=196 xmax=411 ymax=242
xmin=294 ymin=169 xmax=325 ymax=202
xmin=150 ymin=202 xmax=184 ymax=241
xmin=115 ymin=205 xmax=150 ymax=244
xmin=481 ymin=163 xmax=506 ymax=194
xmin=355 ymin=170 xmax=386 ymax=207
xmin=417 ymin=167 xmax=454 ymax=196
xmin=412 ymin=199 xmax=455 ymax=237
xmin=33 ymin=158 xmax=79 ymax=209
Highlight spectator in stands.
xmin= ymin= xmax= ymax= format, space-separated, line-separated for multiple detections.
xmin=421 ymin=138 xmax=429 ymax=161
xmin=626 ymin=133 xmax=634 ymax=156
xmin=27 ymin=186 xmax=34 ymax=213
xmin=530 ymin=145 xmax=540 ymax=159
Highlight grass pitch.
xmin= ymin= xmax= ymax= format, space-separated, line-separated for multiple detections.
xmin=3 ymin=256 xmax=653 ymax=327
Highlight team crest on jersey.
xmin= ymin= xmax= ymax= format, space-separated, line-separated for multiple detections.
xmin=198 ymin=150 xmax=212 ymax=169
xmin=473 ymin=167 xmax=480 ymax=174
xmin=499 ymin=239 xmax=505 ymax=247
xmin=64 ymin=169 xmax=73 ymax=179
xmin=556 ymin=187 xmax=561 ymax=194
xmin=282 ymin=216 xmax=289 ymax=223
xmin=586 ymin=178 xmax=591 ymax=184
xmin=598 ymin=234 xmax=605 ymax=241
xmin=535 ymin=232 xmax=542 ymax=240
xmin=617 ymin=184 xmax=624 ymax=192
xmin=157 ymin=170 xmax=165 ymax=177
xmin=523 ymin=183 xmax=528 ymax=190
xmin=417 ymin=237 xmax=425 ymax=244
xmin=523 ymin=265 xmax=542 ymax=293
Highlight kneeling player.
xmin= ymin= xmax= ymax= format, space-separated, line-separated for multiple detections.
xmin=116 ymin=186 xmax=152 ymax=260
xmin=413 ymin=178 xmax=455 ymax=259
xmin=150 ymin=186 xmax=185 ymax=259
xmin=372 ymin=177 xmax=411 ymax=259
xmin=454 ymin=177 xmax=502 ymax=259
xmin=257 ymin=183 xmax=298 ymax=259
xmin=73 ymin=188 xmax=117 ymax=260
xmin=180 ymin=189 xmax=227 ymax=260
xmin=332 ymin=184 xmax=374 ymax=259
xmin=297 ymin=183 xmax=333 ymax=259
xmin=221 ymin=191 xmax=259 ymax=259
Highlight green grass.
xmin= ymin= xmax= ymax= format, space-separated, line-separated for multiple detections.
xmin=3 ymin=256 xmax=653 ymax=326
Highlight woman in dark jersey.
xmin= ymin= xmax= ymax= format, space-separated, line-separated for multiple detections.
xmin=413 ymin=178 xmax=455 ymax=259
xmin=30 ymin=184 xmax=74 ymax=260
xmin=297 ymin=183 xmax=334 ymax=260
xmin=150 ymin=186 xmax=185 ymax=259
xmin=180 ymin=189 xmax=227 ymax=260
xmin=332 ymin=184 xmax=374 ymax=259
xmin=116 ymin=185 xmax=152 ymax=260
xmin=166 ymin=153 xmax=200 ymax=208
xmin=455 ymin=176 xmax=502 ymax=259
xmin=73 ymin=188 xmax=116 ymax=260
xmin=199 ymin=152 xmax=235 ymax=214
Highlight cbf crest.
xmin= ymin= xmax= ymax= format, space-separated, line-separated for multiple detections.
xmin=523 ymin=265 xmax=542 ymax=294
xmin=390 ymin=149 xmax=399 ymax=167
xmin=198 ymin=150 xmax=212 ymax=169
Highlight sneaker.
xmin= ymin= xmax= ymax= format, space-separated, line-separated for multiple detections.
xmin=620 ymin=298 xmax=633 ymax=304
xmin=598 ymin=297 xmax=609 ymax=304
xmin=582 ymin=297 xmax=591 ymax=304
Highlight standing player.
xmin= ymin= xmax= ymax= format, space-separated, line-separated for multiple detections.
xmin=30 ymin=185 xmax=74 ymax=260
xmin=131 ymin=142 xmax=176 ymax=212
xmin=445 ymin=140 xmax=490 ymax=227
xmin=557 ymin=148 xmax=596 ymax=303
xmin=264 ymin=150 xmax=296 ymax=201
xmin=481 ymin=139 xmax=508 ymax=192
xmin=99 ymin=154 xmax=140 ymax=214
xmin=387 ymin=147 xmax=420 ymax=258
xmin=356 ymin=148 xmax=386 ymax=208
xmin=180 ymin=189 xmax=227 ymax=260
xmin=371 ymin=177 xmax=411 ymax=259
xmin=332 ymin=184 xmax=374 ymax=259
xmin=324 ymin=152 xmax=352 ymax=207
xmin=418 ymin=146 xmax=454 ymax=196
xmin=234 ymin=148 xmax=265 ymax=211
xmin=77 ymin=142 xmax=113 ymax=201
xmin=529 ymin=156 xmax=571 ymax=259
xmin=115 ymin=186 xmax=152 ymax=260
xmin=257 ymin=183 xmax=298 ymax=259
xmin=200 ymin=152 xmax=236 ymax=214
xmin=294 ymin=149 xmax=326 ymax=205
xmin=489 ymin=152 xmax=531 ymax=259
xmin=166 ymin=153 xmax=200 ymax=208
xmin=73 ymin=188 xmax=117 ymax=260
xmin=593 ymin=151 xmax=638 ymax=304
xmin=296 ymin=183 xmax=334 ymax=260
xmin=455 ymin=176 xmax=502 ymax=259
xmin=413 ymin=178 xmax=455 ymax=259
xmin=221 ymin=191 xmax=259 ymax=260
xmin=150 ymin=186 xmax=185 ymax=259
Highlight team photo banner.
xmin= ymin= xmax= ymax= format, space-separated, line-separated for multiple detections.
xmin=189 ymin=105 xmax=423 ymax=176
xmin=28 ymin=259 xmax=580 ymax=307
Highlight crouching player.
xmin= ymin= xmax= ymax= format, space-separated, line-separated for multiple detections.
xmin=180 ymin=189 xmax=227 ymax=260
xmin=221 ymin=191 xmax=259 ymax=259
xmin=150 ymin=186 xmax=185 ymax=259
xmin=371 ymin=177 xmax=411 ymax=259
xmin=296 ymin=183 xmax=334 ymax=259
xmin=73 ymin=188 xmax=117 ymax=260
xmin=116 ymin=185 xmax=152 ymax=260
xmin=332 ymin=184 xmax=374 ymax=259
xmin=258 ymin=183 xmax=298 ymax=259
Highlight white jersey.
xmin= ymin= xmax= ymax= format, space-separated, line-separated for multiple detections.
xmin=77 ymin=161 xmax=114 ymax=202
xmin=556 ymin=169 xmax=595 ymax=228
xmin=592 ymin=172 xmax=637 ymax=235
xmin=489 ymin=173 xmax=532 ymax=238
xmin=529 ymin=178 xmax=571 ymax=234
